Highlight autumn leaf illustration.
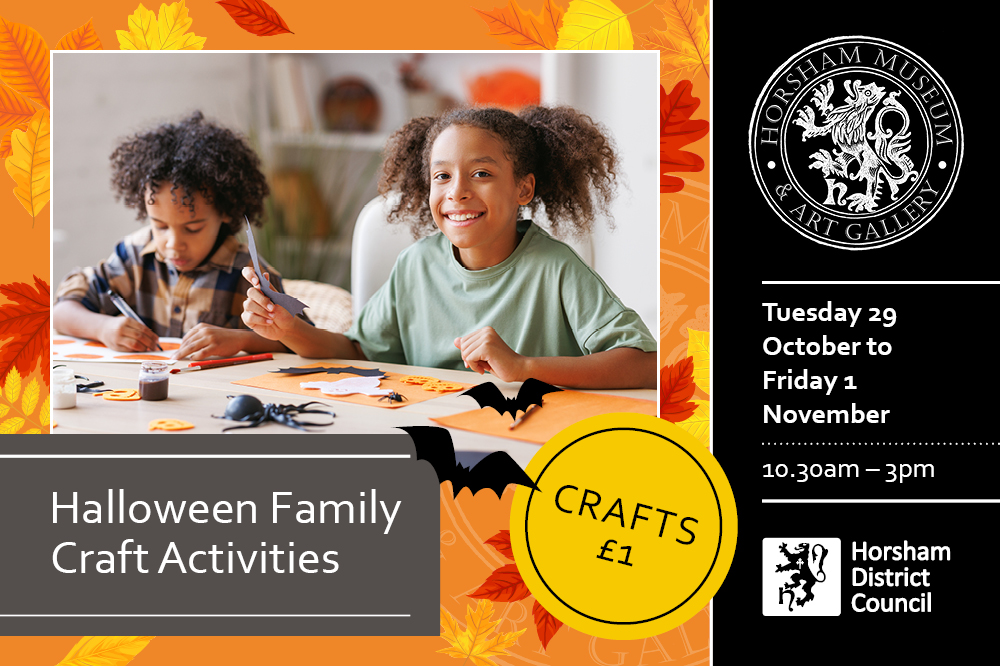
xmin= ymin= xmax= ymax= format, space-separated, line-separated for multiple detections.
xmin=0 ymin=16 xmax=50 ymax=109
xmin=659 ymin=355 xmax=696 ymax=422
xmin=56 ymin=636 xmax=155 ymax=666
xmin=5 ymin=108 xmax=49 ymax=220
xmin=117 ymin=1 xmax=206 ymax=50
xmin=3 ymin=365 xmax=21 ymax=403
xmin=217 ymin=0 xmax=293 ymax=36
xmin=439 ymin=600 xmax=526 ymax=664
xmin=0 ymin=276 xmax=50 ymax=385
xmin=638 ymin=0 xmax=709 ymax=86
xmin=475 ymin=0 xmax=566 ymax=50
xmin=40 ymin=394 xmax=49 ymax=426
xmin=660 ymin=80 xmax=707 ymax=193
xmin=0 ymin=131 xmax=11 ymax=159
xmin=56 ymin=18 xmax=104 ymax=50
xmin=555 ymin=0 xmax=633 ymax=50
xmin=0 ymin=83 xmax=35 ymax=128
xmin=469 ymin=563 xmax=532 ymax=602
xmin=532 ymin=599 xmax=564 ymax=649
xmin=687 ymin=328 xmax=709 ymax=395
xmin=484 ymin=529 xmax=514 ymax=560
xmin=676 ymin=399 xmax=708 ymax=445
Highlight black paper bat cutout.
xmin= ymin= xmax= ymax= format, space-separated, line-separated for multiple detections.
xmin=462 ymin=378 xmax=563 ymax=419
xmin=271 ymin=366 xmax=386 ymax=378
xmin=399 ymin=426 xmax=540 ymax=499
xmin=245 ymin=216 xmax=308 ymax=317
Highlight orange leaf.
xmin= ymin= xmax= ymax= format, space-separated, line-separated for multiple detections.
xmin=659 ymin=355 xmax=696 ymax=422
xmin=0 ymin=83 xmax=34 ymax=128
xmin=0 ymin=130 xmax=10 ymax=159
xmin=0 ymin=275 xmax=49 ymax=384
xmin=0 ymin=16 xmax=49 ymax=109
xmin=469 ymin=563 xmax=532 ymax=602
xmin=532 ymin=599 xmax=563 ymax=649
xmin=484 ymin=530 xmax=514 ymax=560
xmin=217 ymin=0 xmax=293 ymax=36
xmin=660 ymin=80 xmax=707 ymax=193
xmin=56 ymin=18 xmax=104 ymax=50
xmin=475 ymin=0 xmax=566 ymax=50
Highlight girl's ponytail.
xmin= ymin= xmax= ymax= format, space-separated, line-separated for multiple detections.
xmin=378 ymin=115 xmax=438 ymax=235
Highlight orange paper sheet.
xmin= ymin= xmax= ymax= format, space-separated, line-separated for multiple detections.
xmin=231 ymin=363 xmax=475 ymax=409
xmin=431 ymin=390 xmax=656 ymax=444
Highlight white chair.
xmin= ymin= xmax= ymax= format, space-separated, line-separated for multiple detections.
xmin=350 ymin=195 xmax=594 ymax=320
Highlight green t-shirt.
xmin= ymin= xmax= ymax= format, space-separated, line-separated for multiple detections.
xmin=346 ymin=221 xmax=655 ymax=370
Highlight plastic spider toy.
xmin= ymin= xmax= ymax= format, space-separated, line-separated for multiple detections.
xmin=377 ymin=391 xmax=407 ymax=404
xmin=214 ymin=394 xmax=335 ymax=432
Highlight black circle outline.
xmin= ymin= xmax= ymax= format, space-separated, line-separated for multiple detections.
xmin=523 ymin=427 xmax=724 ymax=625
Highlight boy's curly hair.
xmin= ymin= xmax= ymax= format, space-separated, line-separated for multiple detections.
xmin=378 ymin=105 xmax=619 ymax=238
xmin=110 ymin=111 xmax=269 ymax=235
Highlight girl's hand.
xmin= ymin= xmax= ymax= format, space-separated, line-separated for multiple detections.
xmin=174 ymin=324 xmax=248 ymax=361
xmin=99 ymin=315 xmax=160 ymax=352
xmin=454 ymin=327 xmax=526 ymax=382
xmin=241 ymin=266 xmax=295 ymax=340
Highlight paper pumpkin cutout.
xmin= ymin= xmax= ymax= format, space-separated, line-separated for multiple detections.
xmin=245 ymin=217 xmax=308 ymax=317
xmin=272 ymin=365 xmax=386 ymax=378
xmin=301 ymin=376 xmax=392 ymax=397
xmin=149 ymin=419 xmax=194 ymax=431
xmin=422 ymin=381 xmax=465 ymax=393
xmin=399 ymin=375 xmax=439 ymax=385
xmin=103 ymin=389 xmax=141 ymax=401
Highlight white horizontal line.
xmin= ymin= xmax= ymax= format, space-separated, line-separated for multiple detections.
xmin=0 ymin=455 xmax=411 ymax=459
xmin=0 ymin=614 xmax=411 ymax=617
xmin=764 ymin=499 xmax=998 ymax=503
xmin=763 ymin=281 xmax=998 ymax=285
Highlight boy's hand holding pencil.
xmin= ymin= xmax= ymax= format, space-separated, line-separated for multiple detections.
xmin=100 ymin=315 xmax=161 ymax=353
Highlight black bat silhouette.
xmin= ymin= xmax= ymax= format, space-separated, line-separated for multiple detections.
xmin=399 ymin=426 xmax=540 ymax=499
xmin=462 ymin=378 xmax=563 ymax=419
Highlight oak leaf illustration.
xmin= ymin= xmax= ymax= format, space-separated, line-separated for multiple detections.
xmin=660 ymin=80 xmax=707 ymax=193
xmin=676 ymin=399 xmax=708 ymax=445
xmin=687 ymin=328 xmax=709 ymax=395
xmin=532 ymin=599 xmax=564 ymax=649
xmin=0 ymin=16 xmax=50 ymax=109
xmin=0 ymin=83 xmax=35 ymax=128
xmin=117 ymin=1 xmax=206 ymax=50
xmin=475 ymin=0 xmax=566 ymax=50
xmin=5 ymin=108 xmax=49 ymax=219
xmin=0 ymin=276 xmax=50 ymax=384
xmin=484 ymin=529 xmax=514 ymax=560
xmin=55 ymin=636 xmax=155 ymax=666
xmin=469 ymin=563 xmax=532 ymax=602
xmin=659 ymin=355 xmax=696 ymax=422
xmin=217 ymin=0 xmax=293 ymax=36
xmin=439 ymin=599 xmax=526 ymax=664
xmin=638 ymin=0 xmax=709 ymax=86
xmin=56 ymin=18 xmax=105 ymax=50
xmin=555 ymin=0 xmax=633 ymax=50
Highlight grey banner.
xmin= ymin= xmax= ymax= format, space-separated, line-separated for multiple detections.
xmin=0 ymin=434 xmax=439 ymax=636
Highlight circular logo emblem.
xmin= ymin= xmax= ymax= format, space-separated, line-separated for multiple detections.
xmin=509 ymin=414 xmax=737 ymax=640
xmin=750 ymin=36 xmax=963 ymax=249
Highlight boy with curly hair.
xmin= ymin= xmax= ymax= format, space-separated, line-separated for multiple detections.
xmin=54 ymin=111 xmax=296 ymax=360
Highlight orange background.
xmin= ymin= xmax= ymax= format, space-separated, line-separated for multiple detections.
xmin=0 ymin=0 xmax=710 ymax=662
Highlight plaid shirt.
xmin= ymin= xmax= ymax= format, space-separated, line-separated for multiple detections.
xmin=56 ymin=226 xmax=293 ymax=338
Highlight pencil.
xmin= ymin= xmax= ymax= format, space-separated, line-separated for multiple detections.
xmin=106 ymin=289 xmax=163 ymax=352
xmin=170 ymin=353 xmax=273 ymax=374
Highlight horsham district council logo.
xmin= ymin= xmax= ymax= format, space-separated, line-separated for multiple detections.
xmin=749 ymin=36 xmax=962 ymax=249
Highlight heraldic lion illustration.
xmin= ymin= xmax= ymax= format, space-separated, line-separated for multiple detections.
xmin=793 ymin=79 xmax=919 ymax=213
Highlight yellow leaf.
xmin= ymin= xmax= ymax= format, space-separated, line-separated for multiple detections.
xmin=4 ymin=107 xmax=49 ymax=218
xmin=688 ymin=328 xmax=709 ymax=395
xmin=440 ymin=605 xmax=462 ymax=645
xmin=40 ymin=394 xmax=49 ymax=425
xmin=677 ymin=399 xmax=709 ymax=445
xmin=474 ymin=627 xmax=527 ymax=659
xmin=0 ymin=416 xmax=24 ymax=433
xmin=555 ymin=0 xmax=633 ymax=50
xmin=21 ymin=376 xmax=38 ymax=415
xmin=3 ymin=365 xmax=21 ymax=403
xmin=57 ymin=636 xmax=155 ymax=666
xmin=647 ymin=0 xmax=709 ymax=83
xmin=24 ymin=427 xmax=41 ymax=433
xmin=117 ymin=1 xmax=205 ymax=50
xmin=438 ymin=600 xmax=520 ymax=664
xmin=0 ymin=404 xmax=9 ymax=419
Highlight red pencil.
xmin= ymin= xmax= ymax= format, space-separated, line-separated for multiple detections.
xmin=170 ymin=353 xmax=273 ymax=374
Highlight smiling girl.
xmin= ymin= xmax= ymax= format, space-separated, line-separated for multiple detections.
xmin=242 ymin=106 xmax=656 ymax=389
xmin=54 ymin=111 xmax=295 ymax=359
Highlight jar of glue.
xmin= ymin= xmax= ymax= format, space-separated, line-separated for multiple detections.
xmin=52 ymin=366 xmax=77 ymax=409
xmin=139 ymin=361 xmax=170 ymax=401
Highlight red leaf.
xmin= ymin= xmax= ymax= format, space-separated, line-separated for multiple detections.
xmin=660 ymin=80 xmax=708 ymax=193
xmin=659 ymin=355 xmax=696 ymax=422
xmin=0 ymin=275 xmax=49 ymax=384
xmin=468 ymin=563 xmax=531 ymax=602
xmin=532 ymin=599 xmax=563 ymax=649
xmin=216 ymin=0 xmax=293 ymax=36
xmin=484 ymin=530 xmax=514 ymax=561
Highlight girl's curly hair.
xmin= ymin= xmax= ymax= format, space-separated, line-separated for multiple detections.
xmin=378 ymin=105 xmax=619 ymax=238
xmin=109 ymin=111 xmax=269 ymax=235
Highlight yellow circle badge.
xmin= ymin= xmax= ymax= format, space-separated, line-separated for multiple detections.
xmin=510 ymin=413 xmax=737 ymax=640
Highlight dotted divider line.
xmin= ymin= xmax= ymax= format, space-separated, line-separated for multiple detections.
xmin=762 ymin=442 xmax=999 ymax=445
